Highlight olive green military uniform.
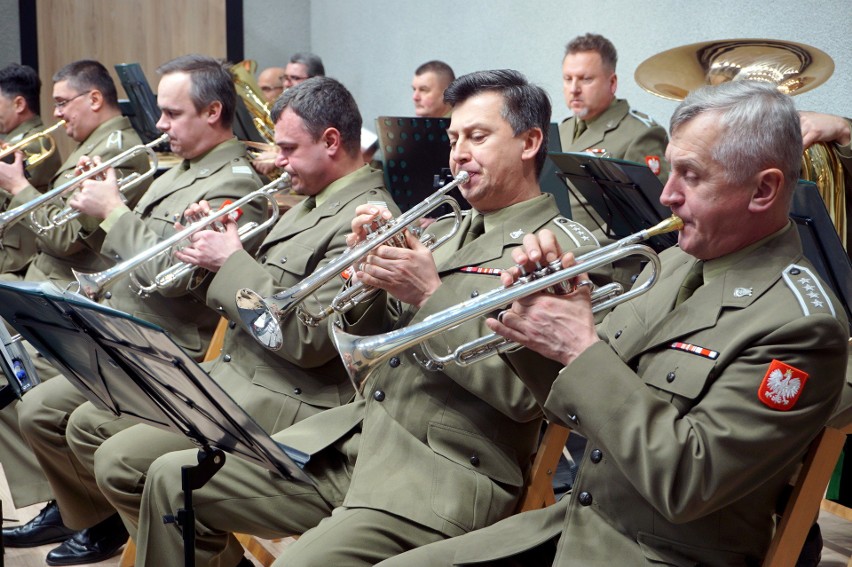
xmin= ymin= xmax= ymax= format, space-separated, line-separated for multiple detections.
xmin=559 ymin=98 xmax=669 ymax=232
xmin=0 ymin=116 xmax=63 ymax=279
xmin=0 ymin=115 xmax=149 ymax=509
xmin=379 ymin=224 xmax=849 ymax=567
xmin=65 ymin=166 xmax=396 ymax=535
xmin=15 ymin=138 xmax=266 ymax=529
xmin=134 ymin=193 xmax=602 ymax=567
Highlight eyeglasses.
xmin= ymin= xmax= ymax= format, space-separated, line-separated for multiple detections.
xmin=282 ymin=75 xmax=308 ymax=83
xmin=54 ymin=90 xmax=92 ymax=109
xmin=260 ymin=86 xmax=284 ymax=93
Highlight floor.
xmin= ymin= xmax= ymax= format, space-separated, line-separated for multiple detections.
xmin=2 ymin=464 xmax=850 ymax=566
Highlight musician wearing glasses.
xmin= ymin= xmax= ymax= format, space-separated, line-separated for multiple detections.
xmin=282 ymin=51 xmax=325 ymax=90
xmin=0 ymin=60 xmax=152 ymax=286
xmin=3 ymin=55 xmax=267 ymax=565
xmin=63 ymin=75 xmax=395 ymax=564
xmin=0 ymin=59 xmax=152 ymax=560
xmin=380 ymin=81 xmax=848 ymax=567
xmin=128 ymin=69 xmax=602 ymax=567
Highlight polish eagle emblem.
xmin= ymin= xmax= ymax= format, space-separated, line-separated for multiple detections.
xmin=764 ymin=368 xmax=801 ymax=406
xmin=758 ymin=360 xmax=808 ymax=410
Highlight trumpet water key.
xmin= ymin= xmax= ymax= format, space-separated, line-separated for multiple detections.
xmin=235 ymin=171 xmax=470 ymax=351
xmin=331 ymin=215 xmax=683 ymax=394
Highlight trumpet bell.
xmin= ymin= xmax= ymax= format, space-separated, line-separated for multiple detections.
xmin=236 ymin=288 xmax=285 ymax=350
xmin=635 ymin=39 xmax=834 ymax=101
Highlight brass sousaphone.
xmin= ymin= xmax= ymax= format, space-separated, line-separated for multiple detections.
xmin=635 ymin=39 xmax=846 ymax=247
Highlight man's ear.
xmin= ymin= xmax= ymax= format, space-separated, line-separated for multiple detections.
xmin=322 ymin=127 xmax=342 ymax=154
xmin=12 ymin=95 xmax=27 ymax=114
xmin=748 ymin=168 xmax=784 ymax=213
xmin=205 ymin=100 xmax=223 ymax=125
xmin=89 ymin=89 xmax=105 ymax=112
xmin=520 ymin=127 xmax=543 ymax=162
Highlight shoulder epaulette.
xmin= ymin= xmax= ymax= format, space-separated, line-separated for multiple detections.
xmin=628 ymin=108 xmax=659 ymax=129
xmin=550 ymin=216 xmax=599 ymax=248
xmin=781 ymin=263 xmax=836 ymax=317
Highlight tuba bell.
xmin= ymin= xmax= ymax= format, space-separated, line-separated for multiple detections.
xmin=635 ymin=39 xmax=845 ymax=247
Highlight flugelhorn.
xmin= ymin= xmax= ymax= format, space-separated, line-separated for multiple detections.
xmin=0 ymin=134 xmax=167 ymax=240
xmin=72 ymin=174 xmax=290 ymax=300
xmin=235 ymin=171 xmax=469 ymax=351
xmin=331 ymin=215 xmax=683 ymax=393
xmin=0 ymin=120 xmax=65 ymax=171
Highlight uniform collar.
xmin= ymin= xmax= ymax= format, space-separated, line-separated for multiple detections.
xmin=316 ymin=164 xmax=372 ymax=208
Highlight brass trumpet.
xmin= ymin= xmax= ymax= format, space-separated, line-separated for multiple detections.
xmin=331 ymin=215 xmax=683 ymax=393
xmin=0 ymin=120 xmax=65 ymax=171
xmin=235 ymin=171 xmax=469 ymax=351
xmin=0 ymin=134 xmax=168 ymax=240
xmin=72 ymin=174 xmax=291 ymax=300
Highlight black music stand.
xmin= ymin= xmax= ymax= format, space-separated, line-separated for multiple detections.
xmin=0 ymin=282 xmax=311 ymax=567
xmin=375 ymin=116 xmax=470 ymax=214
xmin=790 ymin=180 xmax=852 ymax=329
xmin=115 ymin=64 xmax=168 ymax=150
xmin=548 ymin=151 xmax=676 ymax=251
xmin=540 ymin=123 xmax=572 ymax=217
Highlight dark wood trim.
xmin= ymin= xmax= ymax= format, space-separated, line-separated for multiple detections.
xmin=226 ymin=0 xmax=244 ymax=63
xmin=18 ymin=0 xmax=38 ymax=70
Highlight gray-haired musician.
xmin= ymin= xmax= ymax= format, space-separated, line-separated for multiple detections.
xmin=379 ymin=81 xmax=849 ymax=567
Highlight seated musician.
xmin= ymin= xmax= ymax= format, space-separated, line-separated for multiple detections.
xmin=56 ymin=75 xmax=396 ymax=563
xmin=378 ymin=80 xmax=849 ymax=567
xmin=124 ymin=69 xmax=603 ymax=567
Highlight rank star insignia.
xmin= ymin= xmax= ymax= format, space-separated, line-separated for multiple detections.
xmin=509 ymin=229 xmax=524 ymax=239
xmin=733 ymin=287 xmax=753 ymax=298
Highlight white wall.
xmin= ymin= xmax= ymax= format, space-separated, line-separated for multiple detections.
xmin=248 ymin=0 xmax=852 ymax=134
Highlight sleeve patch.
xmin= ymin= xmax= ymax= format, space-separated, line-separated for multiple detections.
xmin=550 ymin=217 xmax=599 ymax=248
xmin=645 ymin=156 xmax=662 ymax=176
xmin=781 ymin=264 xmax=836 ymax=317
xmin=758 ymin=359 xmax=808 ymax=411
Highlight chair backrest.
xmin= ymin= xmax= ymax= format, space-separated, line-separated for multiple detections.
xmin=762 ymin=425 xmax=848 ymax=567
xmin=516 ymin=421 xmax=571 ymax=513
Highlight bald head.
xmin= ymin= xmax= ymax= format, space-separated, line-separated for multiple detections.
xmin=258 ymin=67 xmax=285 ymax=104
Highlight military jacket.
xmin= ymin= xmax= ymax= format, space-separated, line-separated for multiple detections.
xmin=12 ymin=116 xmax=151 ymax=286
xmin=275 ymin=193 xmax=601 ymax=538
xmin=451 ymin=226 xmax=848 ymax=566
xmin=99 ymin=138 xmax=264 ymax=359
xmin=0 ymin=116 xmax=63 ymax=277
xmin=203 ymin=167 xmax=397 ymax=434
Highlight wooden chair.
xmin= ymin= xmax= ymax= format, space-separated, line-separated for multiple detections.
xmin=762 ymin=424 xmax=850 ymax=567
xmin=820 ymin=422 xmax=852 ymax=567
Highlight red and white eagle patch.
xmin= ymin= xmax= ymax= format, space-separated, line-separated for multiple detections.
xmin=645 ymin=155 xmax=662 ymax=176
xmin=758 ymin=360 xmax=809 ymax=411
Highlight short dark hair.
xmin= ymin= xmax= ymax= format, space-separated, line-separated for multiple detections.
xmin=270 ymin=76 xmax=362 ymax=158
xmin=289 ymin=52 xmax=325 ymax=78
xmin=444 ymin=69 xmax=551 ymax=176
xmin=0 ymin=63 xmax=41 ymax=114
xmin=157 ymin=54 xmax=237 ymax=128
xmin=415 ymin=60 xmax=455 ymax=86
xmin=53 ymin=59 xmax=119 ymax=108
xmin=564 ymin=33 xmax=618 ymax=73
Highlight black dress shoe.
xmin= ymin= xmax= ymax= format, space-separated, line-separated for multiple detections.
xmin=1 ymin=500 xmax=75 ymax=548
xmin=45 ymin=512 xmax=129 ymax=566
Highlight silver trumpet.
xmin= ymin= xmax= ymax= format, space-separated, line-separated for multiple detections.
xmin=235 ymin=171 xmax=469 ymax=351
xmin=331 ymin=215 xmax=683 ymax=393
xmin=0 ymin=134 xmax=168 ymax=240
xmin=71 ymin=174 xmax=291 ymax=300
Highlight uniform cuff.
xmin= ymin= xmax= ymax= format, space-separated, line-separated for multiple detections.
xmin=100 ymin=204 xmax=133 ymax=233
